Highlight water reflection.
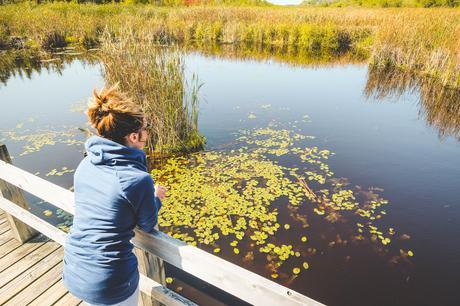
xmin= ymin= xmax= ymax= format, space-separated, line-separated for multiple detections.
xmin=365 ymin=66 xmax=460 ymax=140
xmin=185 ymin=42 xmax=367 ymax=68
xmin=3 ymin=49 xmax=458 ymax=146
xmin=0 ymin=49 xmax=98 ymax=86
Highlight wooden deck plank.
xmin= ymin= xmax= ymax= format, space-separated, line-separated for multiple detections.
xmin=0 ymin=247 xmax=64 ymax=304
xmin=0 ymin=217 xmax=6 ymax=226
xmin=0 ymin=221 xmax=9 ymax=232
xmin=0 ymin=238 xmax=21 ymax=259
xmin=28 ymin=278 xmax=69 ymax=306
xmin=0 ymin=241 xmax=60 ymax=288
xmin=0 ymin=227 xmax=10 ymax=236
xmin=0 ymin=230 xmax=13 ymax=247
xmin=53 ymin=291 xmax=82 ymax=306
xmin=3 ymin=261 xmax=64 ymax=305
xmin=0 ymin=235 xmax=48 ymax=273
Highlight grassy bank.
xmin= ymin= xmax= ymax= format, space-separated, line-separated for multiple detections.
xmin=0 ymin=3 xmax=458 ymax=87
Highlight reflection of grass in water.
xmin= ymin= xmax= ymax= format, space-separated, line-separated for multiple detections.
xmin=152 ymin=121 xmax=414 ymax=280
xmin=185 ymin=41 xmax=369 ymax=68
xmin=0 ymin=49 xmax=99 ymax=86
xmin=365 ymin=66 xmax=460 ymax=140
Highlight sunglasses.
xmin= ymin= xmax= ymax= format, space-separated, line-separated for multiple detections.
xmin=139 ymin=121 xmax=152 ymax=132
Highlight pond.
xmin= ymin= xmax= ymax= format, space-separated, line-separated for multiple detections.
xmin=0 ymin=51 xmax=459 ymax=306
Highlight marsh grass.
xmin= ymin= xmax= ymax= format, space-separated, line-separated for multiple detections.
xmin=0 ymin=4 xmax=458 ymax=87
xmin=370 ymin=9 xmax=460 ymax=87
xmin=100 ymin=29 xmax=205 ymax=154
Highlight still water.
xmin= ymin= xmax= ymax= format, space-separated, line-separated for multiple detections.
xmin=0 ymin=52 xmax=459 ymax=306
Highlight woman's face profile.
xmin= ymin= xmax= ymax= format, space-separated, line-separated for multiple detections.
xmin=126 ymin=118 xmax=148 ymax=150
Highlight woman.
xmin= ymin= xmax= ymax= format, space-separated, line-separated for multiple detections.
xmin=63 ymin=85 xmax=166 ymax=306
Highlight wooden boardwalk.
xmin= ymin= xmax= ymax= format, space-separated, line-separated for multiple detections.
xmin=0 ymin=210 xmax=83 ymax=306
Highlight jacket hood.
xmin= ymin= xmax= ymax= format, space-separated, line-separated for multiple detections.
xmin=85 ymin=135 xmax=147 ymax=171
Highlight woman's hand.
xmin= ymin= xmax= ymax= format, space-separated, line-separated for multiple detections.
xmin=154 ymin=184 xmax=167 ymax=200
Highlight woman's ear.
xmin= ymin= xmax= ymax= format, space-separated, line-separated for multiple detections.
xmin=125 ymin=132 xmax=138 ymax=146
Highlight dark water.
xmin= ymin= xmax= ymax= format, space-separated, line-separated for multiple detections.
xmin=0 ymin=52 xmax=459 ymax=306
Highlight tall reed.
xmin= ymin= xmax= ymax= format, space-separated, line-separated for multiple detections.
xmin=370 ymin=9 xmax=460 ymax=88
xmin=100 ymin=28 xmax=205 ymax=154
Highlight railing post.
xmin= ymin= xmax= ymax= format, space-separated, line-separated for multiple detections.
xmin=0 ymin=144 xmax=38 ymax=243
xmin=134 ymin=224 xmax=166 ymax=306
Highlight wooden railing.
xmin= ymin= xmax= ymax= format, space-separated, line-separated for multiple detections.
xmin=0 ymin=144 xmax=324 ymax=306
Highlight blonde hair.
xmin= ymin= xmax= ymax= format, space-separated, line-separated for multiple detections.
xmin=87 ymin=84 xmax=144 ymax=144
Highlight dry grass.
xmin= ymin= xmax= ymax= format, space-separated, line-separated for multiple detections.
xmin=0 ymin=4 xmax=458 ymax=86
xmin=100 ymin=29 xmax=205 ymax=154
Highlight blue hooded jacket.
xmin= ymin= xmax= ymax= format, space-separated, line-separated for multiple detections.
xmin=63 ymin=135 xmax=162 ymax=305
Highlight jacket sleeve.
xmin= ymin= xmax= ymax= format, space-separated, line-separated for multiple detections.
xmin=134 ymin=175 xmax=162 ymax=234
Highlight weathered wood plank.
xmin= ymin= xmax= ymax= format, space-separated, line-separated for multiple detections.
xmin=133 ymin=230 xmax=324 ymax=306
xmin=138 ymin=274 xmax=198 ymax=306
xmin=3 ymin=261 xmax=63 ymax=305
xmin=0 ymin=160 xmax=74 ymax=215
xmin=0 ymin=238 xmax=21 ymax=259
xmin=0 ymin=248 xmax=64 ymax=304
xmin=29 ymin=279 xmax=69 ymax=306
xmin=0 ymin=235 xmax=48 ymax=274
xmin=0 ymin=227 xmax=10 ymax=236
xmin=0 ymin=221 xmax=9 ymax=232
xmin=135 ymin=223 xmax=166 ymax=306
xmin=0 ymin=197 xmax=67 ymax=245
xmin=0 ymin=241 xmax=60 ymax=288
xmin=0 ymin=229 xmax=12 ymax=246
xmin=0 ymin=217 xmax=7 ymax=226
xmin=53 ymin=291 xmax=82 ymax=306
xmin=0 ymin=145 xmax=38 ymax=243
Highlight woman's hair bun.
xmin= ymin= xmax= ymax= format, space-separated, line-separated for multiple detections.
xmin=86 ymin=83 xmax=144 ymax=144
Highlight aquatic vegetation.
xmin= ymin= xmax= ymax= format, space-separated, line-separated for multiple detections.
xmin=152 ymin=119 xmax=414 ymax=280
xmin=100 ymin=29 xmax=205 ymax=154
xmin=1 ymin=127 xmax=85 ymax=156
xmin=56 ymin=208 xmax=73 ymax=233
xmin=43 ymin=209 xmax=53 ymax=217
xmin=45 ymin=167 xmax=75 ymax=177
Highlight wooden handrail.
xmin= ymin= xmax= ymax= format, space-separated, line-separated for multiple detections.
xmin=0 ymin=159 xmax=324 ymax=306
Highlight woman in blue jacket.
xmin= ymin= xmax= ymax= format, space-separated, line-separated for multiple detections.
xmin=63 ymin=85 xmax=165 ymax=306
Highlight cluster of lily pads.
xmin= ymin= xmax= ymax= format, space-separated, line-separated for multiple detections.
xmin=152 ymin=120 xmax=414 ymax=281
xmin=0 ymin=123 xmax=84 ymax=156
